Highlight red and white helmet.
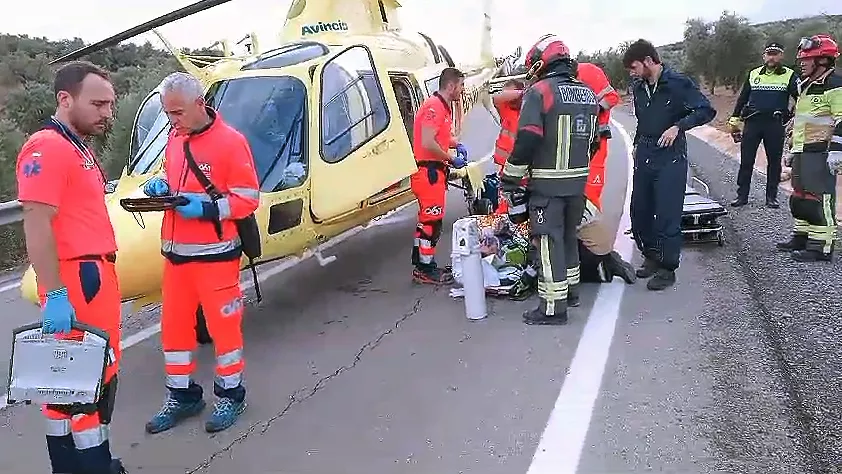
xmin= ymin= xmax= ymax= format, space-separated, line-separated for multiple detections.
xmin=796 ymin=35 xmax=839 ymax=60
xmin=524 ymin=34 xmax=571 ymax=80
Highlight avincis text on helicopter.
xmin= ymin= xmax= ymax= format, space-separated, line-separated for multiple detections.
xmin=301 ymin=20 xmax=349 ymax=35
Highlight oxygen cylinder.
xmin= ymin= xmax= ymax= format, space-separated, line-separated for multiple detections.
xmin=451 ymin=217 xmax=487 ymax=320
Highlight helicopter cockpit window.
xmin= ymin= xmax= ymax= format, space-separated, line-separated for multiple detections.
xmin=207 ymin=76 xmax=308 ymax=192
xmin=130 ymin=91 xmax=163 ymax=159
xmin=320 ymin=45 xmax=390 ymax=163
xmin=128 ymin=106 xmax=170 ymax=176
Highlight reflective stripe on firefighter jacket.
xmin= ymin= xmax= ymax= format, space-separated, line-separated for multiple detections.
xmin=493 ymin=102 xmax=519 ymax=166
xmin=502 ymin=75 xmax=600 ymax=197
xmin=791 ymin=70 xmax=842 ymax=153
xmin=161 ymin=108 xmax=260 ymax=263
xmin=577 ymin=62 xmax=620 ymax=136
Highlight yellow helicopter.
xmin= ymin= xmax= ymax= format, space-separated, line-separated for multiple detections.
xmin=20 ymin=0 xmax=516 ymax=339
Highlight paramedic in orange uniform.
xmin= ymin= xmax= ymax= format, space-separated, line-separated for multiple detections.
xmin=142 ymin=72 xmax=260 ymax=435
xmin=411 ymin=67 xmax=469 ymax=284
xmin=576 ymin=62 xmax=620 ymax=212
xmin=492 ymin=78 xmax=526 ymax=214
xmin=16 ymin=61 xmax=125 ymax=474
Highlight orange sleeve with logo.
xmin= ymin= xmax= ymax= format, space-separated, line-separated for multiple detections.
xmin=219 ymin=132 xmax=260 ymax=221
xmin=16 ymin=136 xmax=71 ymax=208
xmin=581 ymin=64 xmax=619 ymax=111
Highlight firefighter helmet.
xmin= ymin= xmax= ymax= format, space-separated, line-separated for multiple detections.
xmin=524 ymin=34 xmax=571 ymax=80
xmin=796 ymin=35 xmax=839 ymax=60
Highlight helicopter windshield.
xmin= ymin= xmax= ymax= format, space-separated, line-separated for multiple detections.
xmin=128 ymin=104 xmax=170 ymax=176
xmin=208 ymin=76 xmax=308 ymax=192
xmin=129 ymin=76 xmax=308 ymax=193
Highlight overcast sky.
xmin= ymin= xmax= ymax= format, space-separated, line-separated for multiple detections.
xmin=1 ymin=0 xmax=839 ymax=63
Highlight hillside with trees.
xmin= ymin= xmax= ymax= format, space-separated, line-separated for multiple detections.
xmin=577 ymin=13 xmax=842 ymax=129
xmin=0 ymin=14 xmax=840 ymax=269
xmin=0 ymin=35 xmax=222 ymax=269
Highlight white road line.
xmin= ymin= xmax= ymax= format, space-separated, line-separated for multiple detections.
xmin=526 ymin=118 xmax=635 ymax=474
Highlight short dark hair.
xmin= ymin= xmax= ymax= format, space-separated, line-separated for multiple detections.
xmin=439 ymin=67 xmax=465 ymax=89
xmin=53 ymin=61 xmax=110 ymax=97
xmin=622 ymin=39 xmax=660 ymax=68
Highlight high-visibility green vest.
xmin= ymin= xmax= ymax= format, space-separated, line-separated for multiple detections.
xmin=791 ymin=69 xmax=842 ymax=153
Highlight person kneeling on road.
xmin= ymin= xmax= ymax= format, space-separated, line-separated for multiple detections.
xmin=142 ymin=72 xmax=260 ymax=435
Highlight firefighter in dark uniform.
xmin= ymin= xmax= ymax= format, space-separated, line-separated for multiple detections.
xmin=729 ymin=41 xmax=799 ymax=208
xmin=776 ymin=34 xmax=842 ymax=261
xmin=623 ymin=39 xmax=716 ymax=291
xmin=500 ymin=34 xmax=600 ymax=325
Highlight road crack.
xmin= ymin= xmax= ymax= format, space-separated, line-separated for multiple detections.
xmin=187 ymin=289 xmax=437 ymax=473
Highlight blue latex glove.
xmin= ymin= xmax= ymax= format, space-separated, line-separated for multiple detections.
xmin=143 ymin=177 xmax=170 ymax=197
xmin=451 ymin=154 xmax=468 ymax=169
xmin=175 ymin=194 xmax=207 ymax=219
xmin=42 ymin=287 xmax=75 ymax=334
xmin=455 ymin=143 xmax=468 ymax=160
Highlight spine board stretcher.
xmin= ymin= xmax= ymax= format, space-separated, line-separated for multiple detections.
xmin=682 ymin=176 xmax=727 ymax=246
xmin=7 ymin=322 xmax=111 ymax=406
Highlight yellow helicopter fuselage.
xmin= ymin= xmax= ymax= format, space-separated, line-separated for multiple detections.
xmin=20 ymin=0 xmax=503 ymax=308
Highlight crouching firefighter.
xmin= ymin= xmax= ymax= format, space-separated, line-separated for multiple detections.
xmin=500 ymin=34 xmax=600 ymax=325
xmin=776 ymin=34 xmax=842 ymax=261
xmin=16 ymin=61 xmax=125 ymax=474
xmin=142 ymin=72 xmax=261 ymax=434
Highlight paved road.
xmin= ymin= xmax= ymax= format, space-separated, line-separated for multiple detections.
xmin=0 ymin=107 xmax=837 ymax=473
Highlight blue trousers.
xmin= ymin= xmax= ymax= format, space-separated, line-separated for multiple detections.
xmin=630 ymin=141 xmax=688 ymax=270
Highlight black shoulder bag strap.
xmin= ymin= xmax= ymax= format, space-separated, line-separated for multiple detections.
xmin=182 ymin=141 xmax=262 ymax=302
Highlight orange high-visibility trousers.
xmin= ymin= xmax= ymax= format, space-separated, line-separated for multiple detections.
xmin=411 ymin=163 xmax=448 ymax=266
xmin=584 ymin=137 xmax=609 ymax=210
xmin=161 ymin=259 xmax=245 ymax=392
xmin=39 ymin=257 xmax=121 ymax=469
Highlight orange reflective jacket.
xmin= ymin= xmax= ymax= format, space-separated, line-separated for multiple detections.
xmin=577 ymin=63 xmax=619 ymax=210
xmin=161 ymin=108 xmax=260 ymax=264
xmin=577 ymin=62 xmax=620 ymax=136
xmin=493 ymin=102 xmax=519 ymax=166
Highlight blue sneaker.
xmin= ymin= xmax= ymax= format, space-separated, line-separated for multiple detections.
xmin=205 ymin=397 xmax=246 ymax=433
xmin=145 ymin=394 xmax=206 ymax=434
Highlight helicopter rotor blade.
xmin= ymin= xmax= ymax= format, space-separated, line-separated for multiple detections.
xmin=49 ymin=0 xmax=234 ymax=65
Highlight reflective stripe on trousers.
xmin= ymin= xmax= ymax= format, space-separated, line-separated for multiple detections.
xmin=43 ymin=406 xmax=109 ymax=449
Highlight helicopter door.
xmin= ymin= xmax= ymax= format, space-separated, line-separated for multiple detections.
xmin=310 ymin=45 xmax=417 ymax=222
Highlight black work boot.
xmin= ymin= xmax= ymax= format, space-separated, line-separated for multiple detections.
xmin=776 ymin=234 xmax=807 ymax=252
xmin=606 ymin=252 xmax=637 ymax=284
xmin=765 ymin=197 xmax=780 ymax=208
xmin=791 ymin=249 xmax=832 ymax=262
xmin=646 ymin=269 xmax=676 ymax=291
xmin=522 ymin=307 xmax=568 ymax=325
xmin=731 ymin=196 xmax=748 ymax=207
xmin=635 ymin=258 xmax=658 ymax=279
xmin=567 ymin=284 xmax=580 ymax=307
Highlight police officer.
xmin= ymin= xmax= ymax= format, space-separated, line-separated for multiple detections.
xmin=16 ymin=61 xmax=126 ymax=473
xmin=729 ymin=41 xmax=799 ymax=208
xmin=500 ymin=34 xmax=600 ymax=325
xmin=776 ymin=34 xmax=841 ymax=262
xmin=623 ymin=39 xmax=716 ymax=291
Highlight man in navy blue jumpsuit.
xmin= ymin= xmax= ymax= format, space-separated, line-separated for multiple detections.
xmin=623 ymin=40 xmax=716 ymax=290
